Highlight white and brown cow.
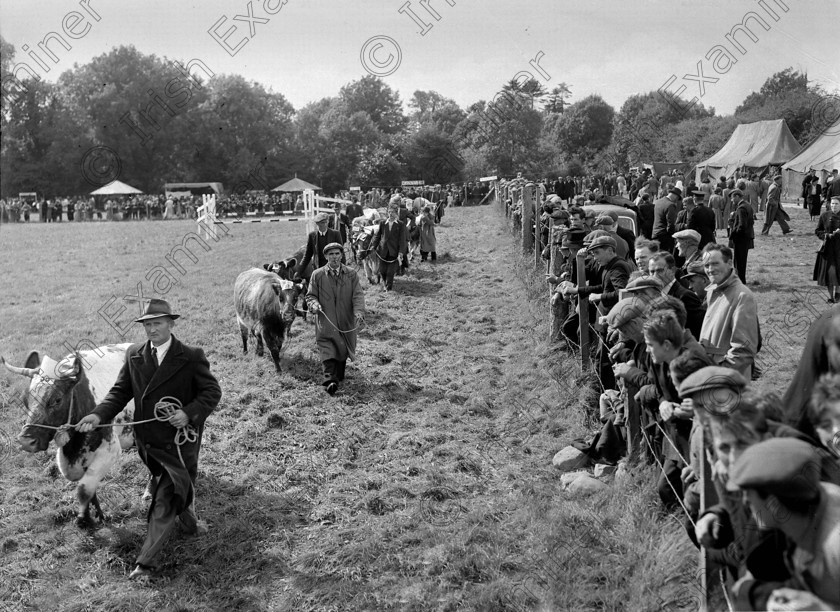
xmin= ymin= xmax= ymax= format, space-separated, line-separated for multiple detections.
xmin=234 ymin=268 xmax=305 ymax=372
xmin=3 ymin=344 xmax=135 ymax=526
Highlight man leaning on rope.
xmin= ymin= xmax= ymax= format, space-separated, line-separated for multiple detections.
xmin=77 ymin=299 xmax=221 ymax=581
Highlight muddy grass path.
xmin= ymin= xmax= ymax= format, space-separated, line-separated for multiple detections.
xmin=268 ymin=204 xmax=567 ymax=611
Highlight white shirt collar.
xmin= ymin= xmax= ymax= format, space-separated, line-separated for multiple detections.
xmin=151 ymin=336 xmax=172 ymax=364
xmin=663 ymin=279 xmax=676 ymax=294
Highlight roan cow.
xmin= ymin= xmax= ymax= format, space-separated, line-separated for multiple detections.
xmin=3 ymin=344 xmax=135 ymax=526
xmin=234 ymin=267 xmax=305 ymax=372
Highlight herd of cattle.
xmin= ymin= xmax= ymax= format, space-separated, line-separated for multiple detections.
xmin=3 ymin=217 xmax=392 ymax=528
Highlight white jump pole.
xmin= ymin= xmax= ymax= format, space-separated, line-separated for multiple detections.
xmin=197 ymin=194 xmax=218 ymax=240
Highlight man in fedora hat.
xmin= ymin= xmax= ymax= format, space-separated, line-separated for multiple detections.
xmin=297 ymin=212 xmax=345 ymax=281
xmin=77 ymin=299 xmax=221 ymax=581
xmin=307 ymin=242 xmax=366 ymax=395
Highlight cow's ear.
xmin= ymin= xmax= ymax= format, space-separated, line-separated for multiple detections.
xmin=263 ymin=264 xmax=271 ymax=271
xmin=285 ymin=257 xmax=297 ymax=269
xmin=23 ymin=351 xmax=40 ymax=370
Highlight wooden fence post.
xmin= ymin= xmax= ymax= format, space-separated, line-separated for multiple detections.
xmin=522 ymin=183 xmax=534 ymax=253
xmin=575 ymin=250 xmax=589 ymax=369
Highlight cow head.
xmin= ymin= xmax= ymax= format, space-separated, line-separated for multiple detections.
xmin=3 ymin=352 xmax=94 ymax=453
xmin=274 ymin=278 xmax=307 ymax=323
xmin=264 ymin=257 xmax=298 ymax=280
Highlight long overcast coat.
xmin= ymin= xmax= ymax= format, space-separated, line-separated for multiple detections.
xmin=306 ymin=264 xmax=366 ymax=362
xmin=92 ymin=336 xmax=221 ymax=515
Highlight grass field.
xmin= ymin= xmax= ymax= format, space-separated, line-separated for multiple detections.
xmin=0 ymin=199 xmax=826 ymax=612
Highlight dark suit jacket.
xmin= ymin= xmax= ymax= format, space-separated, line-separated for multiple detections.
xmin=637 ymin=202 xmax=655 ymax=239
xmin=370 ymin=219 xmax=408 ymax=259
xmin=668 ymin=280 xmax=706 ymax=340
xmin=93 ymin=336 xmax=221 ymax=511
xmin=651 ymin=196 xmax=677 ymax=239
xmin=299 ymin=228 xmax=344 ymax=274
xmin=687 ymin=205 xmax=717 ymax=248
xmin=615 ymin=225 xmax=637 ymax=255
xmin=579 ymin=256 xmax=633 ymax=310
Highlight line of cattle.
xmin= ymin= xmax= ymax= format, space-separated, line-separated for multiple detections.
xmin=3 ymin=223 xmax=392 ymax=527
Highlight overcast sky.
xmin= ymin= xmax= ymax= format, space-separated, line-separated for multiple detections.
xmin=1 ymin=0 xmax=837 ymax=115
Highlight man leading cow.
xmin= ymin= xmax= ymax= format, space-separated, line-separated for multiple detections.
xmin=77 ymin=299 xmax=222 ymax=581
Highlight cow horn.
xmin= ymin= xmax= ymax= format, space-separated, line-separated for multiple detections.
xmin=1 ymin=357 xmax=36 ymax=378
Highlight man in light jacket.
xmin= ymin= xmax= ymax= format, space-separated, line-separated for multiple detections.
xmin=699 ymin=243 xmax=759 ymax=379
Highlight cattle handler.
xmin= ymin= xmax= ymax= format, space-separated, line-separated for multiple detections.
xmin=77 ymin=299 xmax=221 ymax=580
xmin=306 ymin=242 xmax=366 ymax=395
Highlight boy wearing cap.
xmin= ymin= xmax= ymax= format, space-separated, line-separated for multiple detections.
xmin=77 ymin=299 xmax=222 ymax=580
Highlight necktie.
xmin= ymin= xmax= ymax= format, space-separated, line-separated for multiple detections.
xmin=151 ymin=347 xmax=159 ymax=368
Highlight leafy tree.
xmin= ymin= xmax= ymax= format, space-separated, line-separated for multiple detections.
xmin=339 ymin=75 xmax=407 ymax=135
xmin=545 ymin=83 xmax=572 ymax=114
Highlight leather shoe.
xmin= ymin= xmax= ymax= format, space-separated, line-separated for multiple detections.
xmin=326 ymin=382 xmax=338 ymax=396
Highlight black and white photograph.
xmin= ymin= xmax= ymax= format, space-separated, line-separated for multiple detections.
xmin=1 ymin=1 xmax=839 ymax=610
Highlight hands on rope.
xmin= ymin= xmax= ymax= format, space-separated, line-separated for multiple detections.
xmin=308 ymin=300 xmax=365 ymax=333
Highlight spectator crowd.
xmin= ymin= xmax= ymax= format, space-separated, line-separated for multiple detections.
xmin=500 ymin=168 xmax=840 ymax=610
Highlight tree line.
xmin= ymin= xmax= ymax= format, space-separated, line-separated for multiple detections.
xmin=1 ymin=37 xmax=834 ymax=198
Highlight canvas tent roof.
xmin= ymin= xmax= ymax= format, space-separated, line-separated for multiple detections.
xmin=272 ymin=177 xmax=321 ymax=192
xmin=90 ymin=180 xmax=143 ymax=195
xmin=695 ymin=119 xmax=800 ymax=181
xmin=783 ymin=121 xmax=840 ymax=173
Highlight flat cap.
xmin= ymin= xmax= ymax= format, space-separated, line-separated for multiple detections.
xmin=624 ymin=276 xmax=663 ymax=293
xmin=692 ymin=190 xmax=706 ymax=198
xmin=549 ymin=194 xmax=562 ymax=203
xmin=594 ymin=214 xmax=615 ymax=226
xmin=673 ymin=229 xmax=701 ymax=243
xmin=681 ymin=260 xmax=708 ymax=280
xmin=727 ymin=438 xmax=821 ymax=501
xmin=586 ymin=235 xmax=617 ymax=251
xmin=314 ymin=212 xmax=329 ymax=222
xmin=322 ymin=242 xmax=343 ymax=254
xmin=606 ymin=297 xmax=645 ymax=329
xmin=677 ymin=365 xmax=747 ymax=401
xmin=729 ymin=188 xmax=743 ymax=197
